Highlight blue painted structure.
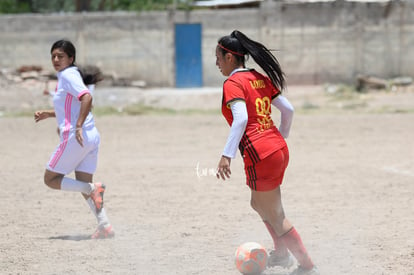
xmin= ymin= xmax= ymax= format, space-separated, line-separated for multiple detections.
xmin=175 ymin=23 xmax=203 ymax=88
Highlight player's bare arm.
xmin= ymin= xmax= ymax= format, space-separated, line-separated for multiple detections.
xmin=75 ymin=93 xmax=93 ymax=147
xmin=34 ymin=109 xmax=56 ymax=122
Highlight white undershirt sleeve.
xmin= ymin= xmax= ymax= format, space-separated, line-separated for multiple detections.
xmin=272 ymin=95 xmax=294 ymax=138
xmin=222 ymin=100 xmax=248 ymax=159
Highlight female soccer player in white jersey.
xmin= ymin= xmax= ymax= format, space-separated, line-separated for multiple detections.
xmin=34 ymin=39 xmax=114 ymax=239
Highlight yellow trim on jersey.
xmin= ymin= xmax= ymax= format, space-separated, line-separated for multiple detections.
xmin=226 ymin=98 xmax=245 ymax=109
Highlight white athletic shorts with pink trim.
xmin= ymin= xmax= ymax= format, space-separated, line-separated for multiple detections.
xmin=47 ymin=126 xmax=100 ymax=175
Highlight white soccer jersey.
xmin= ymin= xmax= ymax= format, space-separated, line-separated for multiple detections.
xmin=54 ymin=66 xmax=94 ymax=134
xmin=47 ymin=66 xmax=99 ymax=175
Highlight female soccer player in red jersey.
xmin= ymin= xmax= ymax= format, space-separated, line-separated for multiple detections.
xmin=215 ymin=30 xmax=319 ymax=275
xmin=34 ymin=40 xmax=114 ymax=239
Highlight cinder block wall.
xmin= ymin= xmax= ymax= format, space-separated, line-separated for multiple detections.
xmin=0 ymin=1 xmax=412 ymax=87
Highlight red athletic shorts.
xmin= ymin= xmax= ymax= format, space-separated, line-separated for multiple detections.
xmin=244 ymin=146 xmax=289 ymax=191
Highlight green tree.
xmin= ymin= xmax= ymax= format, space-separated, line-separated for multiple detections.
xmin=0 ymin=0 xmax=192 ymax=13
xmin=0 ymin=0 xmax=31 ymax=13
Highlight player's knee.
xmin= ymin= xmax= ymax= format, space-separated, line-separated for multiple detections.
xmin=43 ymin=177 xmax=54 ymax=189
xmin=43 ymin=174 xmax=60 ymax=190
xmin=250 ymin=198 xmax=262 ymax=214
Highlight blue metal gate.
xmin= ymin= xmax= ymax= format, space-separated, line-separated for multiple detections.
xmin=175 ymin=23 xmax=203 ymax=88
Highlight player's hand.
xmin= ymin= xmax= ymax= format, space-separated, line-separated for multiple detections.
xmin=216 ymin=155 xmax=231 ymax=180
xmin=76 ymin=128 xmax=84 ymax=147
xmin=34 ymin=111 xmax=49 ymax=122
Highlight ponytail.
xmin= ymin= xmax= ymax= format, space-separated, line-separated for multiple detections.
xmin=218 ymin=30 xmax=285 ymax=91
xmin=77 ymin=65 xmax=103 ymax=85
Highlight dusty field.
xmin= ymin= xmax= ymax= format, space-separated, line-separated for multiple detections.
xmin=0 ymin=82 xmax=413 ymax=275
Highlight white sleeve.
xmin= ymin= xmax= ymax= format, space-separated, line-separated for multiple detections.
xmin=272 ymin=95 xmax=294 ymax=138
xmin=222 ymin=101 xmax=248 ymax=158
xmin=87 ymin=84 xmax=95 ymax=96
xmin=61 ymin=68 xmax=89 ymax=100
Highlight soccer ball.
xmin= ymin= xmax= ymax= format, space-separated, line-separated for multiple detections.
xmin=235 ymin=242 xmax=268 ymax=275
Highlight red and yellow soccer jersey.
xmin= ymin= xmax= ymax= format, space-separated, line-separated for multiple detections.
xmin=221 ymin=69 xmax=287 ymax=165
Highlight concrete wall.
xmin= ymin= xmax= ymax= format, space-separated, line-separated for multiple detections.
xmin=0 ymin=1 xmax=413 ymax=87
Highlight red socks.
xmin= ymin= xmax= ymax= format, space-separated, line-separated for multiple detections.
xmin=263 ymin=221 xmax=288 ymax=257
xmin=263 ymin=222 xmax=314 ymax=270
xmin=280 ymin=227 xmax=314 ymax=269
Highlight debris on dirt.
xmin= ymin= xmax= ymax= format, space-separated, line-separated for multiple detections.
xmin=356 ymin=74 xmax=413 ymax=91
xmin=0 ymin=65 xmax=146 ymax=88
xmin=16 ymin=65 xmax=43 ymax=73
xmin=104 ymin=71 xmax=146 ymax=88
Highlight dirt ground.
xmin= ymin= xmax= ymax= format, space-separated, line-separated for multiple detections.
xmin=0 ymin=81 xmax=413 ymax=275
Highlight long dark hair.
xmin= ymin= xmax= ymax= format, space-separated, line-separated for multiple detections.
xmin=51 ymin=39 xmax=102 ymax=85
xmin=217 ymin=30 xmax=285 ymax=91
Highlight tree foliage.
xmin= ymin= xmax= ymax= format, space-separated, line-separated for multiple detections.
xmin=0 ymin=0 xmax=192 ymax=14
